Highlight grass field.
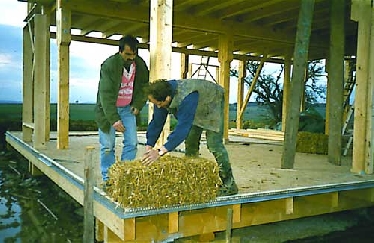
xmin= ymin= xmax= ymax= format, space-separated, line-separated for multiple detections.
xmin=0 ymin=103 xmax=272 ymax=122
xmin=0 ymin=102 xmax=326 ymax=132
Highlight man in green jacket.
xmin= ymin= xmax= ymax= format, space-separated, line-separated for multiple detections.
xmin=95 ymin=35 xmax=149 ymax=182
xmin=142 ymin=79 xmax=238 ymax=196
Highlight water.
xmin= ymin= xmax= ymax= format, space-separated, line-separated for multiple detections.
xmin=0 ymin=150 xmax=83 ymax=242
xmin=1 ymin=148 xmax=374 ymax=243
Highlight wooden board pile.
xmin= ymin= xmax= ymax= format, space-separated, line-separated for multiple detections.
xmin=296 ymin=131 xmax=328 ymax=155
xmin=106 ymin=155 xmax=222 ymax=209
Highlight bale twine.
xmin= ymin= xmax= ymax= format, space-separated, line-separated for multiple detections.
xmin=106 ymin=155 xmax=222 ymax=209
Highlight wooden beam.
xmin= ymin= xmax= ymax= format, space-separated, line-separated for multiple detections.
xmin=282 ymin=0 xmax=315 ymax=169
xmin=328 ymin=0 xmax=345 ymax=165
xmin=53 ymin=0 xmax=327 ymax=49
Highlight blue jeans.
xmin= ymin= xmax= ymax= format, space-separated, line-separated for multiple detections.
xmin=99 ymin=106 xmax=137 ymax=181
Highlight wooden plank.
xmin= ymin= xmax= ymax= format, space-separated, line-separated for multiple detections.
xmin=22 ymin=25 xmax=33 ymax=143
xmin=282 ymin=0 xmax=315 ymax=169
xmin=327 ymin=0 xmax=345 ymax=165
xmin=56 ymin=6 xmax=71 ymax=149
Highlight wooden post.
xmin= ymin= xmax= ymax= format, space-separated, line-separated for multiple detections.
xmin=328 ymin=0 xmax=345 ymax=165
xmin=351 ymin=0 xmax=371 ymax=173
xmin=218 ymin=34 xmax=234 ymax=142
xmin=83 ymin=146 xmax=95 ymax=243
xmin=180 ymin=52 xmax=189 ymax=79
xmin=367 ymin=4 xmax=374 ymax=174
xmin=236 ymin=60 xmax=245 ymax=129
xmin=282 ymin=56 xmax=291 ymax=132
xmin=33 ymin=13 xmax=49 ymax=149
xmin=282 ymin=0 xmax=315 ymax=169
xmin=56 ymin=2 xmax=71 ymax=149
xmin=23 ymin=24 xmax=33 ymax=142
xmin=149 ymin=0 xmax=173 ymax=145
xmin=225 ymin=208 xmax=233 ymax=243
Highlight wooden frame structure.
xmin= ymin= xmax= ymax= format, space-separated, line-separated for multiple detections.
xmin=7 ymin=0 xmax=374 ymax=241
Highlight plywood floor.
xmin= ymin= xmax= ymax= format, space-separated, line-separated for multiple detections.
xmin=11 ymin=130 xmax=374 ymax=195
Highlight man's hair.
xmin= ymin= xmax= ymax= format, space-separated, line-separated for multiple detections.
xmin=119 ymin=35 xmax=139 ymax=53
xmin=145 ymin=79 xmax=172 ymax=101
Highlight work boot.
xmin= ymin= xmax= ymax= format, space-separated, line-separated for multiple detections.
xmin=217 ymin=175 xmax=238 ymax=196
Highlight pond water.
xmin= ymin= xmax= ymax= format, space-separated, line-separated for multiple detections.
xmin=1 ymin=148 xmax=374 ymax=243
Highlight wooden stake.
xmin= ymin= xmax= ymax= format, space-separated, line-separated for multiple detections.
xmin=83 ymin=146 xmax=95 ymax=243
xmin=225 ymin=208 xmax=233 ymax=243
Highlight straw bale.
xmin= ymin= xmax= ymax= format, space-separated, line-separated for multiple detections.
xmin=296 ymin=131 xmax=328 ymax=155
xmin=106 ymin=155 xmax=222 ymax=209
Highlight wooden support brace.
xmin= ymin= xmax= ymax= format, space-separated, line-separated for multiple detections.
xmin=124 ymin=218 xmax=136 ymax=241
xmin=23 ymin=122 xmax=35 ymax=129
xmin=285 ymin=197 xmax=294 ymax=215
xmin=29 ymin=162 xmax=43 ymax=176
xmin=95 ymin=219 xmax=104 ymax=242
xmin=169 ymin=211 xmax=179 ymax=233
xmin=232 ymin=204 xmax=241 ymax=223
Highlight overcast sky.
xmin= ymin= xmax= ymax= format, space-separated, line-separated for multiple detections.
xmin=0 ymin=0 xmax=284 ymax=104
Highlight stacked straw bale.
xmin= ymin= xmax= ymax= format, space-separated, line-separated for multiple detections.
xmin=106 ymin=155 xmax=222 ymax=209
xmin=296 ymin=131 xmax=328 ymax=155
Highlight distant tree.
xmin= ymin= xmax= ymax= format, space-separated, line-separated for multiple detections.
xmin=230 ymin=59 xmax=326 ymax=124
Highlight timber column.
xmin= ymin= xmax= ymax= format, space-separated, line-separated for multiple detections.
xmin=149 ymin=0 xmax=173 ymax=145
xmin=218 ymin=33 xmax=234 ymax=142
xmin=350 ymin=0 xmax=372 ymax=173
xmin=56 ymin=0 xmax=71 ymax=149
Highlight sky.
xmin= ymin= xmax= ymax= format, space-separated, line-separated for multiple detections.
xmin=0 ymin=0 xmax=283 ymax=104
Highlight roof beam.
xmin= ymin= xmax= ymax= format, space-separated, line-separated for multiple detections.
xmin=49 ymin=0 xmax=326 ymax=48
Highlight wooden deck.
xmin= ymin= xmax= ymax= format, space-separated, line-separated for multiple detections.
xmin=5 ymin=130 xmax=374 ymax=242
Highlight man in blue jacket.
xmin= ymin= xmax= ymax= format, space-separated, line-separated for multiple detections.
xmin=142 ymin=79 xmax=238 ymax=196
xmin=95 ymin=35 xmax=149 ymax=183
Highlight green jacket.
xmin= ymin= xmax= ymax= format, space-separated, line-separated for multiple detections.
xmin=94 ymin=53 xmax=149 ymax=133
xmin=169 ymin=79 xmax=224 ymax=132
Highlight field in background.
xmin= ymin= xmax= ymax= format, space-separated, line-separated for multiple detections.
xmin=0 ymin=103 xmax=326 ymax=132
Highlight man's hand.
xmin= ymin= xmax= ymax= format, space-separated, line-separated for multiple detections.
xmin=141 ymin=149 xmax=160 ymax=166
xmin=113 ymin=120 xmax=125 ymax=132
